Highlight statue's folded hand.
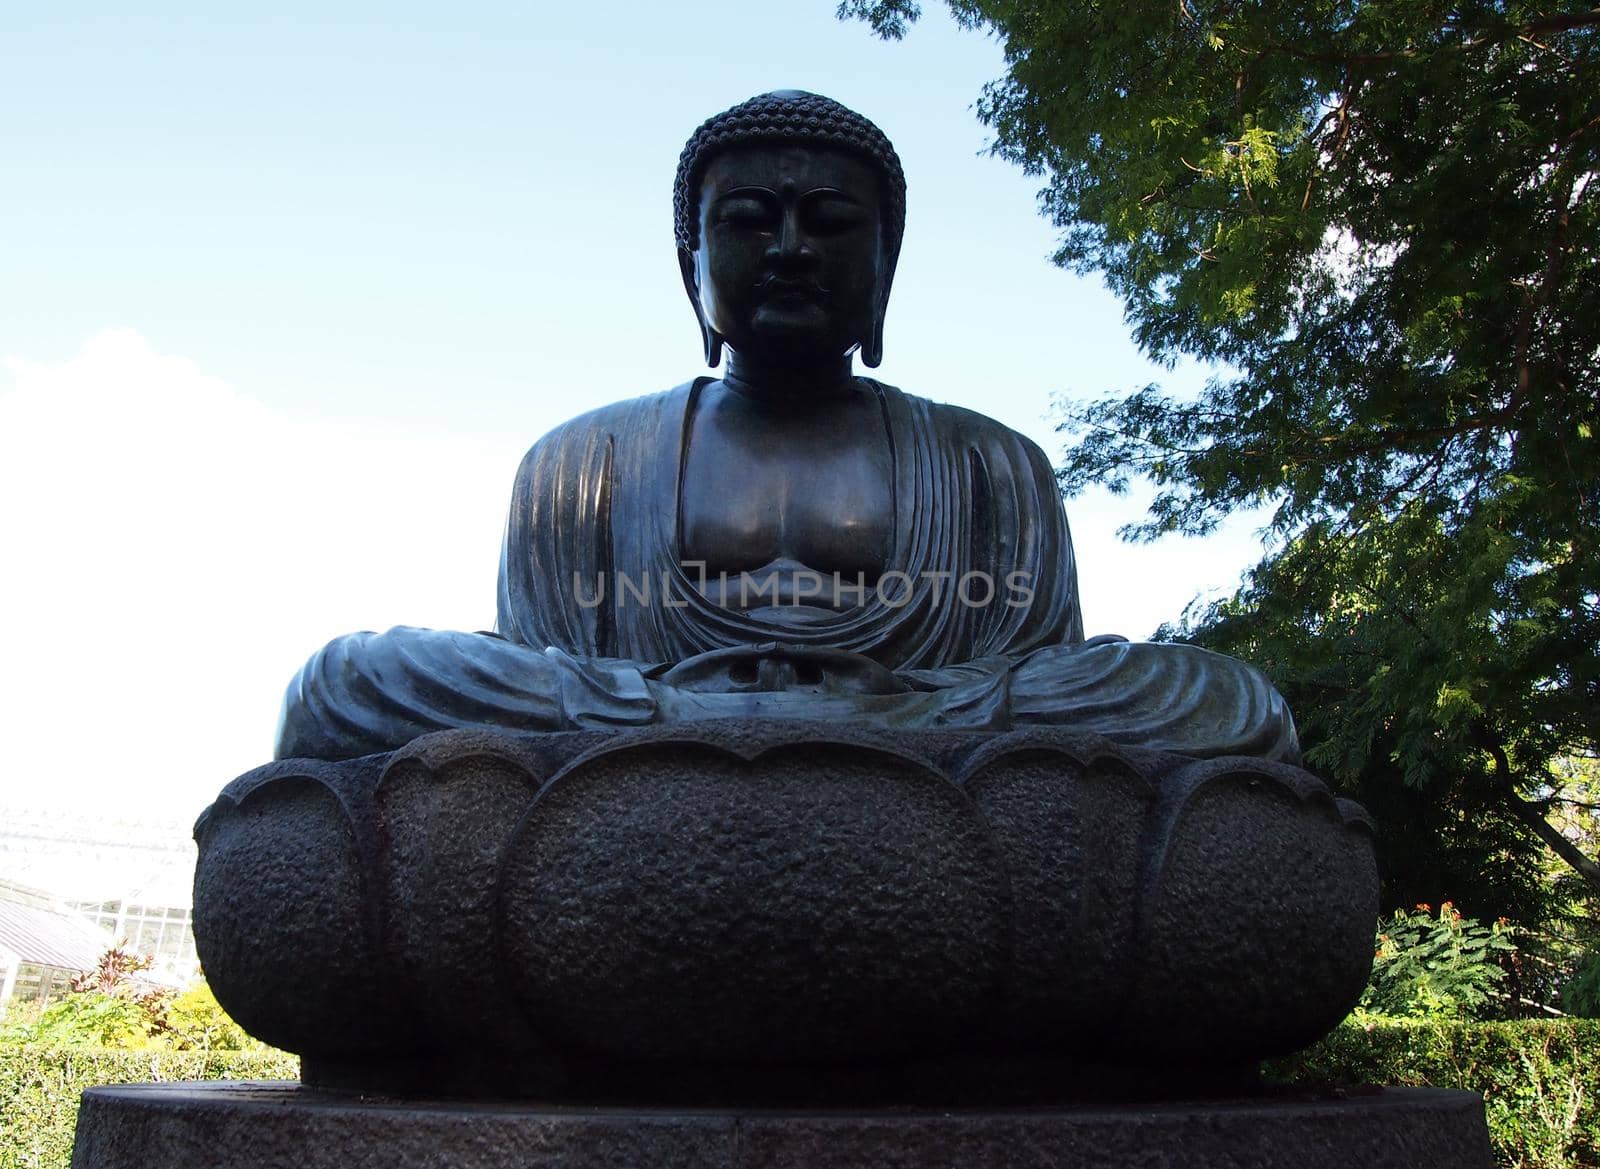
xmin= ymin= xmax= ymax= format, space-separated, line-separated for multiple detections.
xmin=652 ymin=644 xmax=911 ymax=695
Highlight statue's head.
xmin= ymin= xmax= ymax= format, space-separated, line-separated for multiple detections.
xmin=674 ymin=91 xmax=906 ymax=370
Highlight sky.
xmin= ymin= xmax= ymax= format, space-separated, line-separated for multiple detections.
xmin=0 ymin=2 xmax=1274 ymax=822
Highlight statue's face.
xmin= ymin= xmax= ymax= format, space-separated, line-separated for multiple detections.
xmin=690 ymin=145 xmax=884 ymax=365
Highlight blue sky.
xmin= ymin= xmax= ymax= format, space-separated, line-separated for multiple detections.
xmin=1 ymin=2 xmax=1271 ymax=818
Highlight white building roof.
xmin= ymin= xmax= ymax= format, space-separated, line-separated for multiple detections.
xmin=0 ymin=879 xmax=115 ymax=971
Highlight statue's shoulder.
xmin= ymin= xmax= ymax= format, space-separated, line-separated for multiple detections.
xmin=862 ymin=378 xmax=1053 ymax=468
xmin=516 ymin=381 xmax=699 ymax=466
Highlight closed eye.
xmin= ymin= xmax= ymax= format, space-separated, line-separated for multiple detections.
xmin=802 ymin=191 xmax=870 ymax=233
xmin=714 ymin=193 xmax=778 ymax=228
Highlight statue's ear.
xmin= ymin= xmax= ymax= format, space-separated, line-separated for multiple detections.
xmin=678 ymin=246 xmax=723 ymax=369
xmin=862 ymin=310 xmax=884 ymax=368
xmin=861 ymin=271 xmax=891 ymax=369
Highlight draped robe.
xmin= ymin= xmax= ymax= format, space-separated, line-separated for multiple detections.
xmin=276 ymin=380 xmax=1298 ymax=762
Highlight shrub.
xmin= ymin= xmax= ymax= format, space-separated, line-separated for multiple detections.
xmin=0 ymin=947 xmax=272 ymax=1055
xmin=0 ymin=993 xmax=161 ymax=1052
xmin=1362 ymin=903 xmax=1516 ymax=1020
xmin=1269 ymin=1018 xmax=1600 ymax=1169
xmin=0 ymin=1047 xmax=297 ymax=1169
xmin=161 ymin=982 xmax=271 ymax=1053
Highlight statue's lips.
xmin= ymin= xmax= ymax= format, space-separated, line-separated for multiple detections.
xmin=756 ymin=277 xmax=829 ymax=305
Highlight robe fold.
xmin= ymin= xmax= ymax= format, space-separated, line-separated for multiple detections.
xmin=496 ymin=378 xmax=1082 ymax=668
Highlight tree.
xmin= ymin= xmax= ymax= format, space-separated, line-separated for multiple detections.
xmin=840 ymin=0 xmax=1600 ymax=912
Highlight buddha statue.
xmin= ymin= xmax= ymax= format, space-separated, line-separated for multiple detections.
xmin=176 ymin=93 xmax=1379 ymax=1121
xmin=276 ymin=90 xmax=1298 ymax=764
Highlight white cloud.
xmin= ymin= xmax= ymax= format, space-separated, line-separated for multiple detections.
xmin=0 ymin=329 xmax=512 ymax=820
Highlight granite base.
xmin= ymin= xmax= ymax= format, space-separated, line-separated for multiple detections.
xmin=72 ymin=1082 xmax=1494 ymax=1168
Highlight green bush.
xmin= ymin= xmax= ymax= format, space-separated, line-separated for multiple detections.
xmin=0 ymin=1047 xmax=297 ymax=1169
xmin=1363 ymin=903 xmax=1517 ymax=1020
xmin=0 ymin=994 xmax=159 ymax=1052
xmin=158 ymin=982 xmax=271 ymax=1053
xmin=1269 ymin=1018 xmax=1600 ymax=1169
xmin=1 ymin=984 xmax=273 ymax=1054
xmin=0 ymin=949 xmax=273 ymax=1055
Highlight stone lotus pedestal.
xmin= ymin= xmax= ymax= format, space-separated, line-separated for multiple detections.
xmin=72 ymin=721 xmax=1495 ymax=1166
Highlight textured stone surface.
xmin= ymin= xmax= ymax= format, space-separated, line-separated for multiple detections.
xmin=502 ymin=739 xmax=1007 ymax=1064
xmin=72 ymin=1083 xmax=1494 ymax=1169
xmin=190 ymin=756 xmax=388 ymax=1056
xmin=194 ymin=722 xmax=1378 ymax=1096
xmin=1124 ymin=758 xmax=1384 ymax=1059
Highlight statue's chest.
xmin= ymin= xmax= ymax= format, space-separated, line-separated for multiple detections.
xmin=678 ymin=393 xmax=895 ymax=577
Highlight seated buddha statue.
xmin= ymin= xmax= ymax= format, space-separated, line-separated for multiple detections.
xmin=276 ymin=91 xmax=1298 ymax=764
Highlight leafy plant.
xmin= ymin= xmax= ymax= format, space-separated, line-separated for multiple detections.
xmin=1 ymin=946 xmax=172 ymax=1050
xmin=1361 ymin=903 xmax=1516 ymax=1020
xmin=0 ymin=946 xmax=271 ymax=1054
xmin=1 ymin=992 xmax=162 ymax=1050
xmin=162 ymin=981 xmax=268 ymax=1053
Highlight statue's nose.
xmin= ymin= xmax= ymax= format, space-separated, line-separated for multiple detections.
xmin=766 ymin=210 xmax=818 ymax=270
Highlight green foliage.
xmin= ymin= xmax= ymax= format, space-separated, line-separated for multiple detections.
xmin=839 ymin=0 xmax=1600 ymax=909
xmin=1269 ymin=1018 xmax=1600 ymax=1169
xmin=160 ymin=981 xmax=267 ymax=1053
xmin=0 ymin=948 xmax=171 ymax=1051
xmin=0 ymin=1047 xmax=297 ymax=1169
xmin=1 ymin=993 xmax=164 ymax=1051
xmin=1361 ymin=903 xmax=1516 ymax=1020
xmin=1561 ymin=951 xmax=1600 ymax=1017
xmin=0 ymin=947 xmax=275 ymax=1055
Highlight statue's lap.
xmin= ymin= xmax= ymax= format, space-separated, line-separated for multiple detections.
xmin=276 ymin=623 xmax=1300 ymax=763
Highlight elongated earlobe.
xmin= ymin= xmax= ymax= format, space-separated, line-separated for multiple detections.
xmin=677 ymin=246 xmax=722 ymax=369
xmin=861 ymin=265 xmax=892 ymax=368
xmin=862 ymin=307 xmax=885 ymax=368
